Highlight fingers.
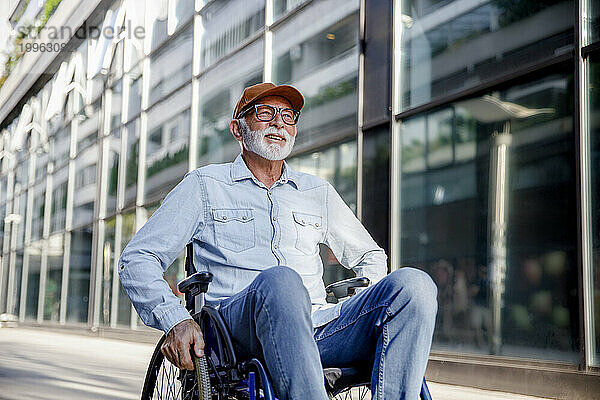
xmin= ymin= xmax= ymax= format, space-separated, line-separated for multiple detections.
xmin=193 ymin=329 xmax=205 ymax=358
xmin=161 ymin=320 xmax=203 ymax=371
xmin=160 ymin=341 xmax=178 ymax=368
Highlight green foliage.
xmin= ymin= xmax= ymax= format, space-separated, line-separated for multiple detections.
xmin=305 ymin=78 xmax=357 ymax=109
xmin=38 ymin=0 xmax=63 ymax=31
xmin=147 ymin=145 xmax=189 ymax=178
xmin=108 ymin=161 xmax=118 ymax=196
xmin=125 ymin=140 xmax=139 ymax=188
xmin=1 ymin=0 xmax=63 ymax=88
xmin=491 ymin=0 xmax=563 ymax=27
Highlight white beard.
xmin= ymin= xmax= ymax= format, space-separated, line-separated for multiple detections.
xmin=238 ymin=119 xmax=295 ymax=161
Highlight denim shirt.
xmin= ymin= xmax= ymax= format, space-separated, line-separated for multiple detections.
xmin=119 ymin=154 xmax=387 ymax=334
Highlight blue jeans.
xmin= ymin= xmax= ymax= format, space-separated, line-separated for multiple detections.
xmin=218 ymin=266 xmax=437 ymax=400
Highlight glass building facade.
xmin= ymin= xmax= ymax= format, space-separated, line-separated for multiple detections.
xmin=0 ymin=0 xmax=599 ymax=397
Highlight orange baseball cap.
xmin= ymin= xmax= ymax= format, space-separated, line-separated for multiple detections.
xmin=233 ymin=82 xmax=304 ymax=119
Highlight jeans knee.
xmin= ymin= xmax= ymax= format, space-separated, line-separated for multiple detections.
xmin=253 ymin=266 xmax=310 ymax=310
xmin=387 ymin=268 xmax=438 ymax=318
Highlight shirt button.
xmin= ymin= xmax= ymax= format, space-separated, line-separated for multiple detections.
xmin=222 ymin=216 xmax=227 ymax=220
xmin=242 ymin=216 xmax=247 ymax=220
xmin=273 ymin=245 xmax=278 ymax=249
xmin=315 ymin=223 xmax=320 ymax=227
xmin=273 ymin=216 xmax=277 ymax=221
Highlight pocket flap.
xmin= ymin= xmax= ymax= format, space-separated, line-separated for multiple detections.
xmin=292 ymin=211 xmax=323 ymax=228
xmin=212 ymin=209 xmax=254 ymax=223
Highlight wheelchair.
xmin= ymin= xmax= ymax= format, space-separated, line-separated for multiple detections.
xmin=141 ymin=244 xmax=433 ymax=400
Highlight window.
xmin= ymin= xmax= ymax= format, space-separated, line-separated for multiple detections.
xmin=67 ymin=225 xmax=93 ymax=323
xmin=145 ymin=86 xmax=191 ymax=203
xmin=399 ymin=71 xmax=579 ymax=362
xmin=588 ymin=54 xmax=600 ymax=365
xmin=399 ymin=0 xmax=575 ymax=111
xmin=198 ymin=0 xmax=264 ymax=71
xmin=124 ymin=119 xmax=140 ymax=208
xmin=197 ymin=39 xmax=263 ymax=166
xmin=50 ymin=167 xmax=68 ymax=234
xmin=149 ymin=24 xmax=193 ymax=106
xmin=44 ymin=234 xmax=65 ymax=322
xmin=272 ymin=0 xmax=360 ymax=148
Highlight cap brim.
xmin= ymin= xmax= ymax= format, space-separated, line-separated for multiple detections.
xmin=245 ymin=85 xmax=305 ymax=114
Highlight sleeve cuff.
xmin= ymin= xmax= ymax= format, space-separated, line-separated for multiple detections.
xmin=157 ymin=305 xmax=194 ymax=335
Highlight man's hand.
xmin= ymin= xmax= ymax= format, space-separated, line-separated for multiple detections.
xmin=161 ymin=319 xmax=205 ymax=370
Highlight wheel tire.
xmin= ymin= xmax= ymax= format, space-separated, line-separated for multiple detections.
xmin=330 ymin=385 xmax=371 ymax=400
xmin=141 ymin=335 xmax=212 ymax=400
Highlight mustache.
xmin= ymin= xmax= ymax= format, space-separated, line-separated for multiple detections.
xmin=259 ymin=126 xmax=291 ymax=139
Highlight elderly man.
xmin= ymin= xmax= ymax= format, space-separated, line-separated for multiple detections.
xmin=119 ymin=83 xmax=437 ymax=400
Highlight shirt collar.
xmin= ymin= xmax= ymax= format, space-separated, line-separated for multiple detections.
xmin=230 ymin=153 xmax=301 ymax=190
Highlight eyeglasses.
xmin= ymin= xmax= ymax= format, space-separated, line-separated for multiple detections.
xmin=238 ymin=104 xmax=301 ymax=125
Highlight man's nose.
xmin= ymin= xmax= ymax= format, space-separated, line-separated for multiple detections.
xmin=269 ymin=111 xmax=286 ymax=129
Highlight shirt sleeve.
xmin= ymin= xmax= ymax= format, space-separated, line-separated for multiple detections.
xmin=323 ymin=182 xmax=388 ymax=286
xmin=118 ymin=170 xmax=205 ymax=334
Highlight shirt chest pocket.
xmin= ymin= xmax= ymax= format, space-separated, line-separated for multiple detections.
xmin=292 ymin=211 xmax=324 ymax=255
xmin=212 ymin=209 xmax=256 ymax=252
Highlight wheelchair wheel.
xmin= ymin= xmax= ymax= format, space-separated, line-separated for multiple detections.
xmin=141 ymin=334 xmax=212 ymax=400
xmin=329 ymin=384 xmax=371 ymax=400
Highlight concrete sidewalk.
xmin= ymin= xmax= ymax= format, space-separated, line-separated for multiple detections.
xmin=427 ymin=382 xmax=550 ymax=400
xmin=0 ymin=327 xmax=551 ymax=400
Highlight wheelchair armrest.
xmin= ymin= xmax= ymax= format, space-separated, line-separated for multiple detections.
xmin=325 ymin=276 xmax=370 ymax=300
xmin=178 ymin=271 xmax=213 ymax=296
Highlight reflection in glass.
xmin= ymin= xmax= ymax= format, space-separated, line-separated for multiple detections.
xmin=272 ymin=0 xmax=359 ymax=148
xmin=588 ymin=57 xmax=600 ymax=365
xmin=0 ymin=177 xmax=7 ymax=205
xmin=77 ymin=99 xmax=100 ymax=154
xmin=101 ymin=217 xmax=116 ymax=326
xmin=51 ymin=124 xmax=71 ymax=170
xmin=427 ymin=108 xmax=453 ymax=168
xmin=124 ymin=0 xmax=145 ymax=71
xmin=73 ymin=146 xmax=98 ymax=228
xmin=0 ymin=205 xmax=5 ymax=253
xmin=400 ymin=0 xmax=574 ymax=111
xmin=31 ymin=183 xmax=45 ymax=242
xmin=0 ymin=257 xmax=7 ymax=313
xmin=146 ymin=0 xmax=169 ymax=53
xmin=149 ymin=25 xmax=193 ymax=106
xmin=273 ymin=0 xmax=308 ymax=21
xmin=68 ymin=225 xmax=92 ymax=323
xmin=399 ymin=72 xmax=578 ymax=361
xmin=25 ymin=246 xmax=42 ymax=320
xmin=199 ymin=0 xmax=264 ymax=71
xmin=10 ymin=251 xmax=24 ymax=316
xmin=362 ymin=127 xmax=390 ymax=253
xmin=169 ymin=0 xmax=194 ymax=34
xmin=110 ymin=80 xmax=123 ymax=132
xmin=124 ymin=119 xmax=140 ymax=208
xmin=15 ymin=156 xmax=30 ymax=189
xmin=587 ymin=0 xmax=600 ymax=45
xmin=145 ymin=87 xmax=191 ymax=202
xmin=50 ymin=167 xmax=68 ymax=234
xmin=109 ymin=39 xmax=124 ymax=82
xmin=127 ymin=73 xmax=142 ymax=120
xmin=198 ymin=39 xmax=263 ymax=165
xmin=117 ymin=212 xmax=136 ymax=326
xmin=44 ymin=234 xmax=64 ymax=322
xmin=107 ymin=133 xmax=121 ymax=214
xmin=15 ymin=193 xmax=27 ymax=249
xmin=34 ymin=152 xmax=48 ymax=184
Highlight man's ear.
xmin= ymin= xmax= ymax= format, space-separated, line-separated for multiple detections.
xmin=230 ymin=119 xmax=243 ymax=142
